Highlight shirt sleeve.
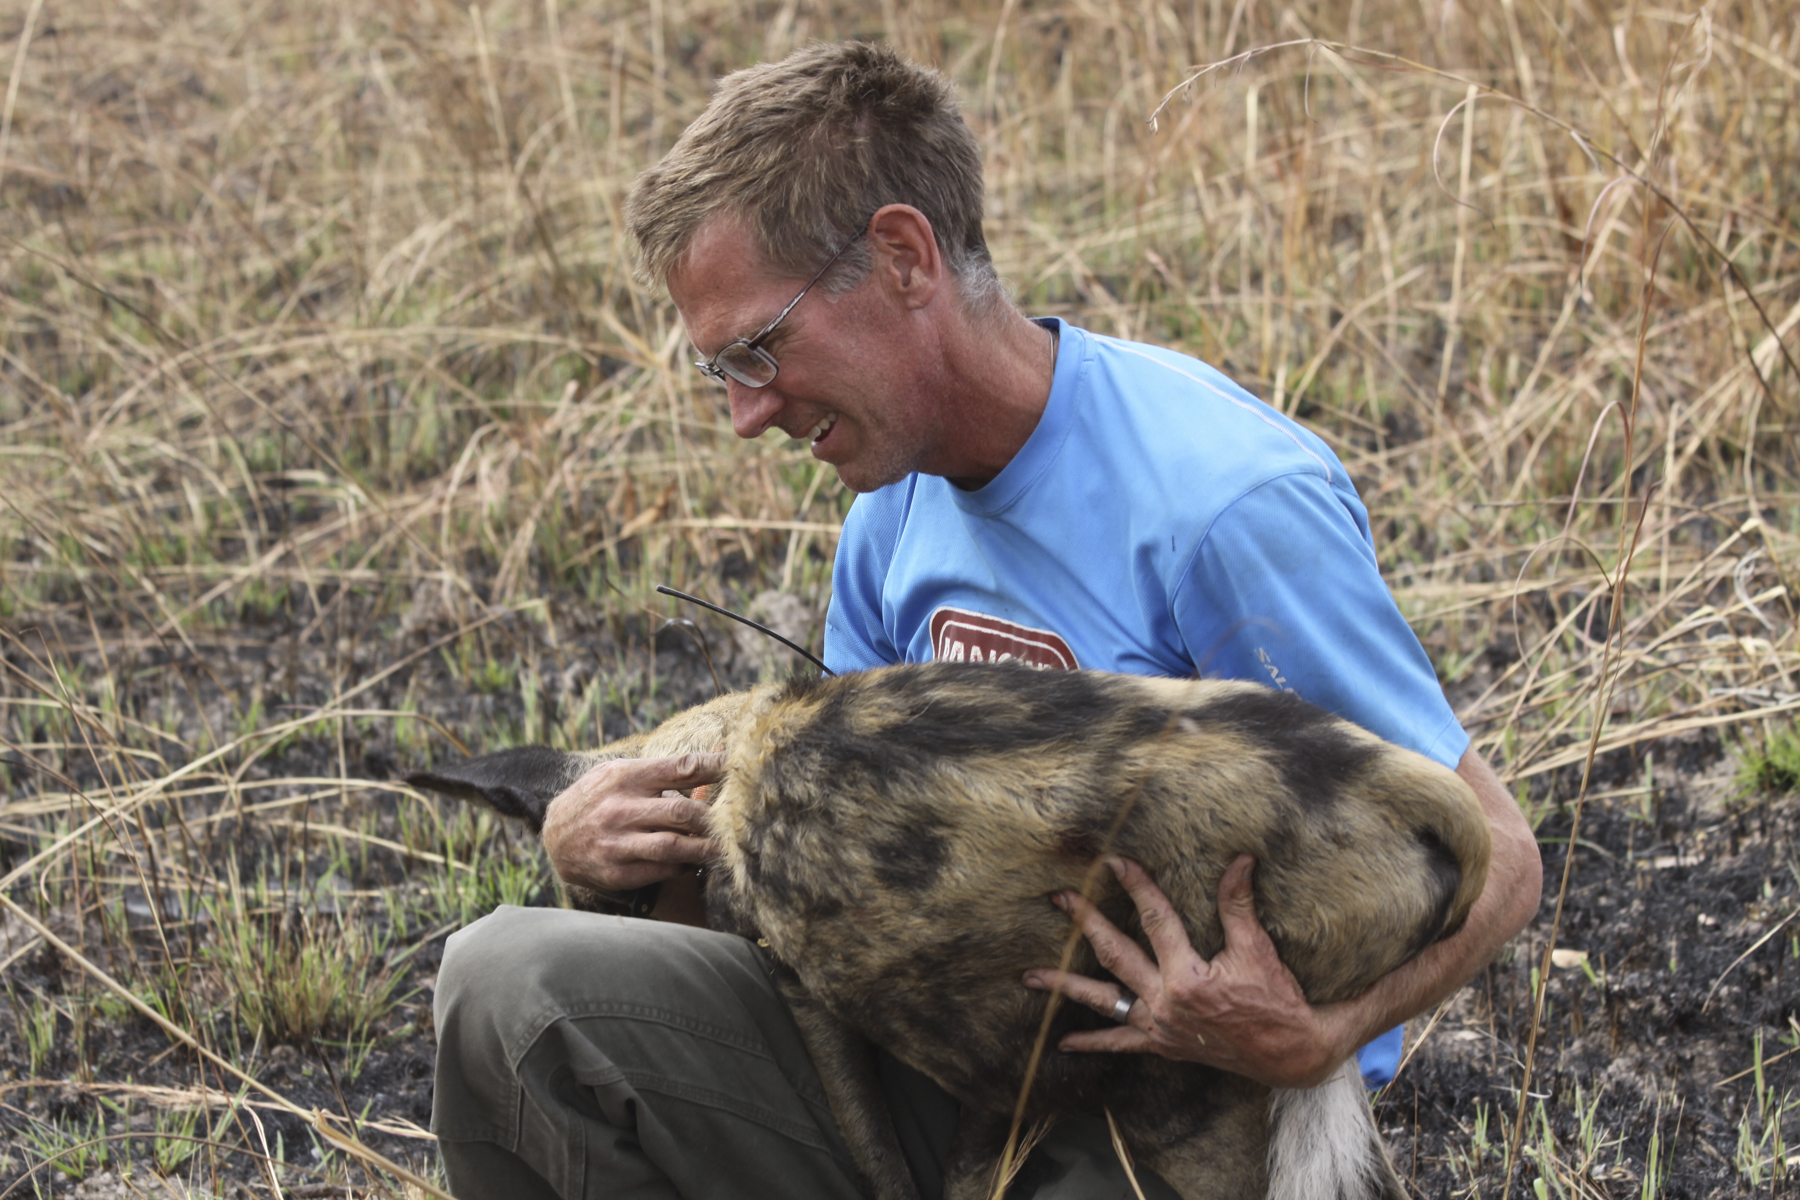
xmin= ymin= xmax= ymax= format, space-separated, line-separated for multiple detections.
xmin=1170 ymin=472 xmax=1469 ymax=768
xmin=824 ymin=491 xmax=905 ymax=673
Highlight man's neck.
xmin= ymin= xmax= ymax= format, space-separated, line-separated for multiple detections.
xmin=932 ymin=308 xmax=1059 ymax=490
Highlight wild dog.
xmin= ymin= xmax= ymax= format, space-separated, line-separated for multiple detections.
xmin=409 ymin=661 xmax=1491 ymax=1200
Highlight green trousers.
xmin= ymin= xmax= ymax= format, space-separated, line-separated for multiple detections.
xmin=431 ymin=906 xmax=1178 ymax=1200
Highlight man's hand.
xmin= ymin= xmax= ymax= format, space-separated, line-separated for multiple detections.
xmin=540 ymin=753 xmax=725 ymax=893
xmin=1023 ymin=749 xmax=1542 ymax=1091
xmin=1023 ymin=855 xmax=1355 ymax=1089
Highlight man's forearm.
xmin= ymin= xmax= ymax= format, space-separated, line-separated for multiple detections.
xmin=1320 ymin=747 xmax=1543 ymax=1057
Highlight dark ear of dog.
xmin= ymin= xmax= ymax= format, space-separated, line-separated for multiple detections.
xmin=405 ymin=746 xmax=594 ymax=835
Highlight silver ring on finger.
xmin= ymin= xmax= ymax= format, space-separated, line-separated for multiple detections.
xmin=1110 ymin=991 xmax=1136 ymax=1024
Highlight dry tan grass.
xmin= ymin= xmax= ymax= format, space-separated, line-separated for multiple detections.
xmin=0 ymin=0 xmax=1797 ymax=1193
xmin=0 ymin=0 xmax=1792 ymax=764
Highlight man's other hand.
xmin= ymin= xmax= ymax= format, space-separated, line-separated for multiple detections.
xmin=541 ymin=754 xmax=725 ymax=893
xmin=1022 ymin=854 xmax=1355 ymax=1090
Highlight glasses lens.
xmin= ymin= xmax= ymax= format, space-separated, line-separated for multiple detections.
xmin=714 ymin=342 xmax=778 ymax=388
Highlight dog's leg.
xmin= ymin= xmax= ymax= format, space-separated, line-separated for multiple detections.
xmin=774 ymin=972 xmax=922 ymax=1200
xmin=1121 ymin=1069 xmax=1269 ymax=1200
xmin=1266 ymin=1059 xmax=1406 ymax=1200
xmin=940 ymin=1109 xmax=1015 ymax=1200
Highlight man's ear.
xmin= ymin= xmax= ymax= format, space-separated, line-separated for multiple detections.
xmin=866 ymin=204 xmax=943 ymax=310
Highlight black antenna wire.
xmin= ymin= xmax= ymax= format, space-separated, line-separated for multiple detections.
xmin=656 ymin=585 xmax=834 ymax=676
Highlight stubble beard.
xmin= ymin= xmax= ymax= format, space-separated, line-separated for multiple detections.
xmin=831 ymin=446 xmax=916 ymax=494
xmin=827 ymin=412 xmax=940 ymax=494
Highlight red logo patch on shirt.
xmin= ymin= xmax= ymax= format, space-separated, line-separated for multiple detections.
xmin=929 ymin=607 xmax=1079 ymax=670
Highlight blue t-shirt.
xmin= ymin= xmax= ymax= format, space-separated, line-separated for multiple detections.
xmin=823 ymin=319 xmax=1468 ymax=1085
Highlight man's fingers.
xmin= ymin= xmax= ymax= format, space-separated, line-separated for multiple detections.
xmin=1058 ymin=892 xmax=1160 ymax=996
xmin=1106 ymin=855 xmax=1196 ymax=965
xmin=617 ymin=831 xmax=717 ymax=865
xmin=1056 ymin=1026 xmax=1155 ymax=1055
xmin=668 ymin=751 xmax=728 ymax=785
xmin=1215 ymin=854 xmax=1268 ymax=949
xmin=556 ymin=789 xmax=711 ymax=838
xmin=542 ymin=754 xmax=722 ymax=892
xmin=1022 ymin=970 xmax=1155 ymax=1053
xmin=586 ymin=751 xmax=727 ymax=795
xmin=1021 ymin=968 xmax=1121 ymax=1012
xmin=641 ymin=795 xmax=713 ymax=835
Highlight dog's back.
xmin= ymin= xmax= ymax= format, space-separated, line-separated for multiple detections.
xmin=704 ymin=664 xmax=1485 ymax=1198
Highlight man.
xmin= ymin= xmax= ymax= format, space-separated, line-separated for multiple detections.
xmin=431 ymin=41 xmax=1541 ymax=1200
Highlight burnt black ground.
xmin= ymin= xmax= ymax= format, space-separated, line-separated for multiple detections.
xmin=0 ymin=593 xmax=771 ymax=1197
xmin=1381 ymin=735 xmax=1800 ymax=1198
xmin=2 ymin=592 xmax=1797 ymax=1198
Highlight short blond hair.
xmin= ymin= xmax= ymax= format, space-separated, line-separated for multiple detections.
xmin=626 ymin=42 xmax=1002 ymax=309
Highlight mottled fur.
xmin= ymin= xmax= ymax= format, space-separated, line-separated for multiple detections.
xmin=409 ymin=662 xmax=1491 ymax=1200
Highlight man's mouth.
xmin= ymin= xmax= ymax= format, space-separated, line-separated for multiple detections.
xmin=807 ymin=413 xmax=839 ymax=445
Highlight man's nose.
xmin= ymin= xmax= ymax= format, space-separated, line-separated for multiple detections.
xmin=728 ymin=383 xmax=785 ymax=440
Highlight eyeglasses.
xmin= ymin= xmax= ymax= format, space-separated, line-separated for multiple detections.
xmin=694 ymin=230 xmax=864 ymax=389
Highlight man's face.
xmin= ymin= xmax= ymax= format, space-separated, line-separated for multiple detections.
xmin=667 ymin=214 xmax=942 ymax=493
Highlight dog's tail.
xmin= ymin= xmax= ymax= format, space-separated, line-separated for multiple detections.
xmin=1267 ymin=1059 xmax=1406 ymax=1200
